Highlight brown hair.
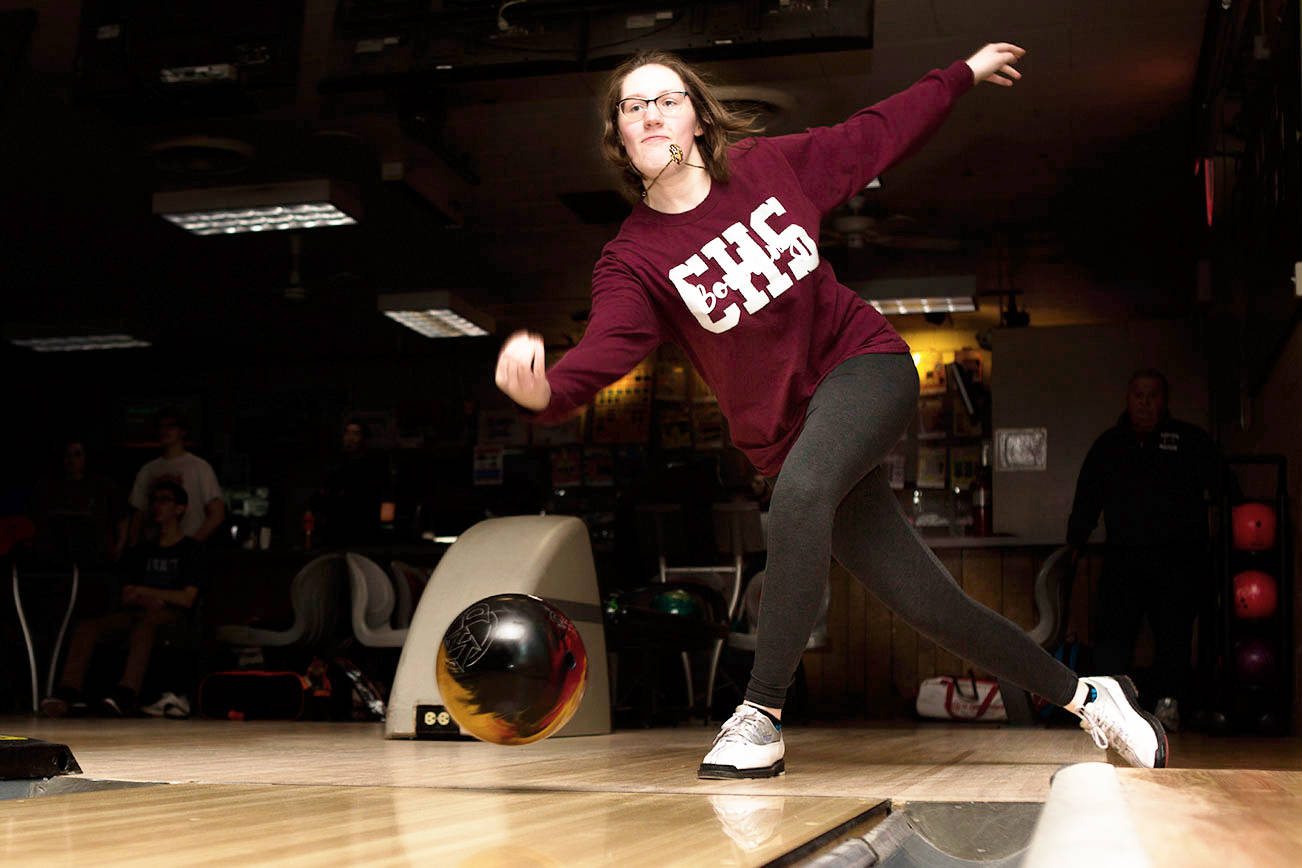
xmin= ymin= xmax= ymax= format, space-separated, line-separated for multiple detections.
xmin=600 ymin=50 xmax=761 ymax=201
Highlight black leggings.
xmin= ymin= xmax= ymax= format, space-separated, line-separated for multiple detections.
xmin=745 ymin=352 xmax=1079 ymax=709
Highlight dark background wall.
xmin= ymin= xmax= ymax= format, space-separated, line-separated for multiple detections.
xmin=992 ymin=320 xmax=1212 ymax=541
xmin=1 ymin=339 xmax=502 ymax=540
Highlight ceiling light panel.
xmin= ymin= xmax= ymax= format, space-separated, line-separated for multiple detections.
xmin=10 ymin=334 xmax=152 ymax=352
xmin=153 ymin=179 xmax=360 ymax=236
xmin=378 ymin=291 xmax=495 ymax=339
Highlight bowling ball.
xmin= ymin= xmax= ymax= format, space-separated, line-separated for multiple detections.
xmin=1234 ymin=638 xmax=1278 ymax=684
xmin=652 ymin=588 xmax=702 ymax=619
xmin=436 ymin=593 xmax=588 ymax=746
xmin=1233 ymin=570 xmax=1279 ymax=619
xmin=1232 ymin=502 xmax=1277 ymax=551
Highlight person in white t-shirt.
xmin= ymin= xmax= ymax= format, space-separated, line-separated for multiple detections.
xmin=127 ymin=409 xmax=225 ymax=544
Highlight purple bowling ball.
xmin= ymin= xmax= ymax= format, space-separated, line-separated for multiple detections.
xmin=1234 ymin=639 xmax=1278 ymax=684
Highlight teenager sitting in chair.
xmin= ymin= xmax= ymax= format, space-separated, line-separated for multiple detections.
xmin=42 ymin=480 xmax=206 ymax=718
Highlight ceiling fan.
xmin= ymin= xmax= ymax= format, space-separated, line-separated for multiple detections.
xmin=267 ymin=231 xmax=363 ymax=305
xmin=820 ymin=194 xmax=965 ymax=252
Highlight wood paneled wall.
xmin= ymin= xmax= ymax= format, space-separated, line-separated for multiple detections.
xmin=801 ymin=547 xmax=1110 ymax=718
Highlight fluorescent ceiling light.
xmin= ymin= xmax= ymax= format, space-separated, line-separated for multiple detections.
xmin=849 ymin=275 xmax=978 ymax=317
xmin=159 ymin=63 xmax=237 ymax=84
xmin=153 ymin=179 xmax=360 ymax=236
xmin=385 ymin=310 xmax=489 ymax=338
xmin=378 ymin=291 xmax=495 ymax=338
xmin=866 ymin=297 xmax=977 ymax=315
xmin=10 ymin=334 xmax=151 ymax=352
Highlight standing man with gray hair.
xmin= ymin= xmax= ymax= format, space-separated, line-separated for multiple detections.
xmin=1068 ymin=369 xmax=1226 ymax=732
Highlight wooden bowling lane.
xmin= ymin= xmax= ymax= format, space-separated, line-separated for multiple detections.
xmin=7 ymin=718 xmax=1108 ymax=800
xmin=0 ymin=782 xmax=885 ymax=867
xmin=1117 ymin=768 xmax=1302 ymax=868
xmin=7 ymin=718 xmax=1302 ymax=802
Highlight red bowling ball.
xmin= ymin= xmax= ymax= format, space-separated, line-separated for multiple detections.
xmin=1232 ymin=502 xmax=1277 ymax=551
xmin=1233 ymin=570 xmax=1279 ymax=619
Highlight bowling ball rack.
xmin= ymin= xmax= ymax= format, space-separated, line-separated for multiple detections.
xmin=1207 ymin=455 xmax=1293 ymax=735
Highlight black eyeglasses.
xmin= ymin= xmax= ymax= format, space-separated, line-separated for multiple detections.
xmin=617 ymin=91 xmax=689 ymax=119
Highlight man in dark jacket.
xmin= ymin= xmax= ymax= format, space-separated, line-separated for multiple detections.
xmin=1067 ymin=370 xmax=1224 ymax=731
xmin=314 ymin=417 xmax=389 ymax=546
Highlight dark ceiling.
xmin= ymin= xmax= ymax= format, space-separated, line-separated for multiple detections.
xmin=1 ymin=0 xmax=1213 ymax=358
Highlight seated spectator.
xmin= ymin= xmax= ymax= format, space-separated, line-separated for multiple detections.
xmin=28 ymin=439 xmax=127 ymax=566
xmin=41 ymin=480 xmax=206 ymax=718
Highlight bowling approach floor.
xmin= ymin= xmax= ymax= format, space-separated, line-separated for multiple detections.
xmin=2 ymin=718 xmax=1301 ymax=867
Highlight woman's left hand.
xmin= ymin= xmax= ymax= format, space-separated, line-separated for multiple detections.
xmin=965 ymin=43 xmax=1026 ymax=86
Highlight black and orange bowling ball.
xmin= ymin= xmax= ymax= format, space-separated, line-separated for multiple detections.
xmin=1231 ymin=502 xmax=1277 ymax=551
xmin=1233 ymin=570 xmax=1279 ymax=619
xmin=436 ymin=593 xmax=587 ymax=745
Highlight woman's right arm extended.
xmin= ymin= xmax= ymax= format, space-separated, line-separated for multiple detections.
xmin=495 ymin=330 xmax=552 ymax=412
xmin=495 ymin=254 xmax=664 ymax=424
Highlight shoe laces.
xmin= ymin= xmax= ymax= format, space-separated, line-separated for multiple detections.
xmin=1078 ymin=701 xmax=1116 ymax=751
xmin=714 ymin=705 xmax=772 ymax=747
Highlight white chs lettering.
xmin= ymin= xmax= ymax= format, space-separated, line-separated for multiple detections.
xmin=751 ymin=197 xmax=818 ymax=281
xmin=668 ymin=196 xmax=819 ymax=333
xmin=701 ymin=222 xmax=792 ymax=315
xmin=669 ymin=254 xmax=739 ymax=334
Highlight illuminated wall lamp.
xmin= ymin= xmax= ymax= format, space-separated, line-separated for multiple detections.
xmin=378 ymin=291 xmax=495 ymax=338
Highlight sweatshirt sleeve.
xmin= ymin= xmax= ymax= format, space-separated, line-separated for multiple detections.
xmin=766 ymin=60 xmax=974 ymax=214
xmin=529 ymin=253 xmax=664 ymax=425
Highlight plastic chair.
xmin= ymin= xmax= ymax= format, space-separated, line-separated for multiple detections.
xmin=637 ymin=501 xmax=767 ymax=720
xmin=216 ymin=553 xmax=344 ymax=648
xmin=11 ymin=561 xmax=79 ymax=713
xmin=1028 ymin=545 xmax=1076 ymax=648
xmin=344 ymin=553 xmax=408 ymax=648
xmin=389 ymin=560 xmax=431 ymax=630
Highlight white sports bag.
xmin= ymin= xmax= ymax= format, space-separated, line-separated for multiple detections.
xmin=915 ymin=674 xmax=1007 ymax=721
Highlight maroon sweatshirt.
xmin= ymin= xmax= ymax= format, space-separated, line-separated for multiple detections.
xmin=534 ymin=60 xmax=975 ymax=476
